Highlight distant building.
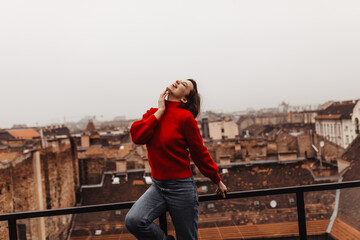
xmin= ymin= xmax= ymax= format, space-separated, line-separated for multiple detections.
xmin=208 ymin=117 xmax=239 ymax=140
xmin=0 ymin=130 xmax=79 ymax=240
xmin=315 ymin=100 xmax=360 ymax=148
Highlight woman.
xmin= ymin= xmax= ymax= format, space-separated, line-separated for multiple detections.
xmin=125 ymin=79 xmax=228 ymax=240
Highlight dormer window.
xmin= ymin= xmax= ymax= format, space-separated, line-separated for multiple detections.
xmin=201 ymin=186 xmax=208 ymax=193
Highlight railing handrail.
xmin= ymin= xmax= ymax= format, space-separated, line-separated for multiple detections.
xmin=1 ymin=180 xmax=360 ymax=221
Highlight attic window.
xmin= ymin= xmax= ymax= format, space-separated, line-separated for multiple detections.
xmin=95 ymin=230 xmax=102 ymax=236
xmin=254 ymin=200 xmax=260 ymax=207
xmin=207 ymin=203 xmax=215 ymax=209
xmin=270 ymin=200 xmax=277 ymax=208
xmin=222 ymin=169 xmax=228 ymax=174
xmin=201 ymin=186 xmax=208 ymax=193
xmin=115 ymin=210 xmax=121 ymax=216
xmin=112 ymin=177 xmax=120 ymax=184
xmin=289 ymin=198 xmax=295 ymax=205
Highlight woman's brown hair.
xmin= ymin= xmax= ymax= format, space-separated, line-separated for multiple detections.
xmin=179 ymin=79 xmax=201 ymax=118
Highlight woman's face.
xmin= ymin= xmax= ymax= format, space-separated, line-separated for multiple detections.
xmin=167 ymin=80 xmax=194 ymax=100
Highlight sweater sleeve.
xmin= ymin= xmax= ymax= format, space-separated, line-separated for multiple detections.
xmin=183 ymin=115 xmax=221 ymax=184
xmin=130 ymin=108 xmax=159 ymax=145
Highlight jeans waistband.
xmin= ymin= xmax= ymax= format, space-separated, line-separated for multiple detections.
xmin=152 ymin=176 xmax=195 ymax=187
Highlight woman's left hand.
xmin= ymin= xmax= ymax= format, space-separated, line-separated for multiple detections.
xmin=215 ymin=181 xmax=228 ymax=198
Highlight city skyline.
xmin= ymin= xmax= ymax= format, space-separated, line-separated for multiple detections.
xmin=1 ymin=0 xmax=360 ymax=128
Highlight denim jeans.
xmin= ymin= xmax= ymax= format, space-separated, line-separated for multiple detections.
xmin=125 ymin=177 xmax=199 ymax=240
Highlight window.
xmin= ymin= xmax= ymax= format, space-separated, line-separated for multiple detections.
xmin=112 ymin=177 xmax=120 ymax=184
xmin=346 ymin=135 xmax=349 ymax=145
xmin=201 ymin=186 xmax=208 ymax=193
xmin=327 ymin=124 xmax=330 ymax=135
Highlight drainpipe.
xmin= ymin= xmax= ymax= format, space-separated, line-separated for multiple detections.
xmin=326 ymin=177 xmax=342 ymax=234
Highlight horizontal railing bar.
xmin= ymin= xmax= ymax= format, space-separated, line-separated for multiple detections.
xmin=198 ymin=179 xmax=360 ymax=202
xmin=1 ymin=180 xmax=360 ymax=221
xmin=0 ymin=201 xmax=135 ymax=221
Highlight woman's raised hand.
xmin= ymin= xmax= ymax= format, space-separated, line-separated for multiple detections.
xmin=158 ymin=88 xmax=169 ymax=111
xmin=154 ymin=88 xmax=169 ymax=119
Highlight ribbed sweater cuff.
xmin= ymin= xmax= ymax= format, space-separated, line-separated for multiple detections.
xmin=210 ymin=174 xmax=221 ymax=184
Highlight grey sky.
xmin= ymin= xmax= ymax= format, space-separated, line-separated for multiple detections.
xmin=1 ymin=0 xmax=360 ymax=128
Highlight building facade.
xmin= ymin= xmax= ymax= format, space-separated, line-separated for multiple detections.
xmin=315 ymin=100 xmax=360 ymax=148
xmin=208 ymin=118 xmax=239 ymax=140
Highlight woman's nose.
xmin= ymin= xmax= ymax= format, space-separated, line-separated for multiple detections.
xmin=175 ymin=80 xmax=180 ymax=84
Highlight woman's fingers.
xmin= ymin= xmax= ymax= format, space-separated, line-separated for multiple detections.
xmin=216 ymin=188 xmax=226 ymax=198
xmin=160 ymin=88 xmax=169 ymax=99
xmin=216 ymin=184 xmax=229 ymax=198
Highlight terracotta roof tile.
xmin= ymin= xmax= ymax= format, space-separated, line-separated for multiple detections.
xmin=330 ymin=218 xmax=360 ymax=240
xmin=70 ymin=220 xmax=330 ymax=239
xmin=315 ymin=114 xmax=342 ymax=120
xmin=8 ymin=129 xmax=40 ymax=140
xmin=0 ymin=152 xmax=21 ymax=163
xmin=85 ymin=121 xmax=96 ymax=132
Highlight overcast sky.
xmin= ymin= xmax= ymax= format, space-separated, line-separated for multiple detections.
xmin=1 ymin=0 xmax=359 ymax=128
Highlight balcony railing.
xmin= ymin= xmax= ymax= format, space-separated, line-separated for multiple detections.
xmin=1 ymin=180 xmax=360 ymax=240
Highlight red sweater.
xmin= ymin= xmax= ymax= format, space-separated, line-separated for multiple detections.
xmin=130 ymin=100 xmax=221 ymax=184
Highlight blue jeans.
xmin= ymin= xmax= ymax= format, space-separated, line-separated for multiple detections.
xmin=125 ymin=177 xmax=199 ymax=240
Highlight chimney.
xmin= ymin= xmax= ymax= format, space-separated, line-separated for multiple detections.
xmin=220 ymin=155 xmax=231 ymax=167
xmin=201 ymin=118 xmax=210 ymax=138
xmin=235 ymin=142 xmax=241 ymax=152
xmin=116 ymin=159 xmax=127 ymax=173
xmin=81 ymin=135 xmax=90 ymax=148
xmin=245 ymin=150 xmax=251 ymax=164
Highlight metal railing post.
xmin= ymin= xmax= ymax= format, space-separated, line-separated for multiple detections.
xmin=8 ymin=218 xmax=17 ymax=240
xmin=296 ymin=191 xmax=307 ymax=240
xmin=159 ymin=212 xmax=168 ymax=236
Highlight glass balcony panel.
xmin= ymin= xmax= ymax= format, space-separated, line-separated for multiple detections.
xmin=321 ymin=186 xmax=360 ymax=239
xmin=0 ymin=221 xmax=9 ymax=240
xmin=70 ymin=210 xmax=135 ymax=239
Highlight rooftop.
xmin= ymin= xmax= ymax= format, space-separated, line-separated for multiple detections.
xmin=7 ymin=129 xmax=40 ymax=140
xmin=316 ymin=100 xmax=358 ymax=120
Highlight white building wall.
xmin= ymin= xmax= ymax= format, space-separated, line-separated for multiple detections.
xmin=352 ymin=100 xmax=360 ymax=136
xmin=316 ymin=119 xmax=345 ymax=148
xmin=224 ymin=121 xmax=239 ymax=139
xmin=208 ymin=122 xmax=223 ymax=140
xmin=209 ymin=120 xmax=239 ymax=140
xmin=342 ymin=119 xmax=352 ymax=148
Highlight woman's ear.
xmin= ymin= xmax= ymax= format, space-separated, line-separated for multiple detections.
xmin=180 ymin=98 xmax=188 ymax=104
